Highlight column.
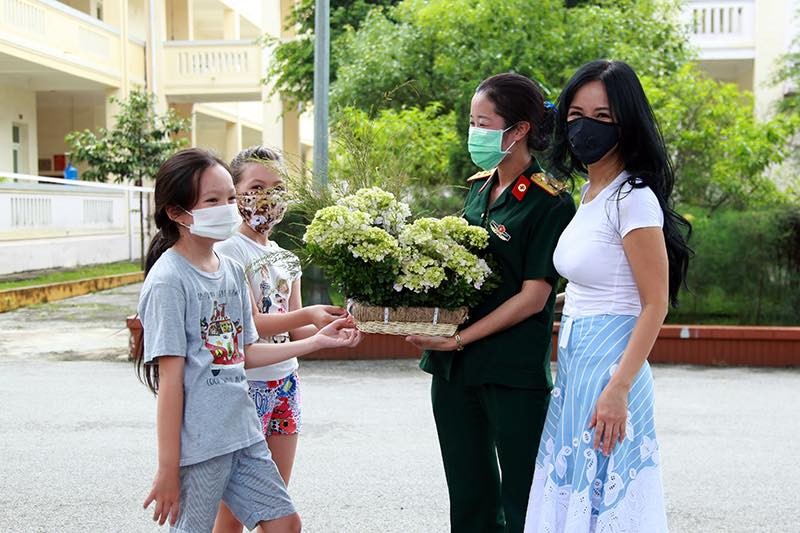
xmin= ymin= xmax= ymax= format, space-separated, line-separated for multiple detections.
xmin=226 ymin=120 xmax=242 ymax=162
xmin=224 ymin=8 xmax=241 ymax=40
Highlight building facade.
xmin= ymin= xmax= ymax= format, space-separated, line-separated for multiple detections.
xmin=0 ymin=0 xmax=308 ymax=178
xmin=0 ymin=0 xmax=311 ymax=275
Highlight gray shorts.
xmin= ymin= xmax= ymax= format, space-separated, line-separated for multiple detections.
xmin=172 ymin=441 xmax=295 ymax=532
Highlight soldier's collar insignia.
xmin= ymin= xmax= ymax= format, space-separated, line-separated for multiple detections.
xmin=511 ymin=174 xmax=531 ymax=201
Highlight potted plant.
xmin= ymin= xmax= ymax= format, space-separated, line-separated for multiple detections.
xmin=303 ymin=187 xmax=495 ymax=336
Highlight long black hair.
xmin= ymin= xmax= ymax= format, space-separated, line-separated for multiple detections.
xmin=136 ymin=148 xmax=230 ymax=394
xmin=476 ymin=72 xmax=556 ymax=153
xmin=551 ymin=60 xmax=692 ymax=307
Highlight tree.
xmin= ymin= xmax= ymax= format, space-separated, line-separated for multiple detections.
xmin=330 ymin=0 xmax=689 ymax=114
xmin=263 ymin=0 xmax=401 ymax=105
xmin=329 ymin=104 xmax=463 ymax=215
xmin=329 ymin=0 xmax=691 ymax=180
xmin=66 ymin=89 xmax=189 ymax=268
xmin=642 ymin=64 xmax=798 ymax=211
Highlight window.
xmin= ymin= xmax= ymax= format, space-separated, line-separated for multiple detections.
xmin=12 ymin=125 xmax=20 ymax=174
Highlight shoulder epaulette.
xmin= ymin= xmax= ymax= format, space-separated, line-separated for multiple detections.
xmin=467 ymin=169 xmax=493 ymax=182
xmin=530 ymin=172 xmax=567 ymax=196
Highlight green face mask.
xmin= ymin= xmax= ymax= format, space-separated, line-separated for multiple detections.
xmin=467 ymin=124 xmax=517 ymax=170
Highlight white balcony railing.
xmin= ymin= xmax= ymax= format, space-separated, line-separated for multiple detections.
xmin=684 ymin=0 xmax=755 ymax=60
xmin=0 ymin=0 xmax=144 ymax=86
xmin=162 ymin=40 xmax=264 ymax=102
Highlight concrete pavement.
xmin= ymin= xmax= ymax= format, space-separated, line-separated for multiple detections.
xmin=0 ymin=284 xmax=797 ymax=532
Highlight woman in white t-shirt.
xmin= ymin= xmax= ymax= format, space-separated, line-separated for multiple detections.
xmin=214 ymin=146 xmax=351 ymax=533
xmin=524 ymin=60 xmax=692 ymax=533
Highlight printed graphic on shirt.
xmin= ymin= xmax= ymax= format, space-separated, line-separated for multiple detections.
xmin=201 ymin=301 xmax=244 ymax=375
xmin=245 ymin=247 xmax=300 ymax=345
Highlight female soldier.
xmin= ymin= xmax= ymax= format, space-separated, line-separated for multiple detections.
xmin=406 ymin=73 xmax=575 ymax=533
xmin=524 ymin=60 xmax=692 ymax=532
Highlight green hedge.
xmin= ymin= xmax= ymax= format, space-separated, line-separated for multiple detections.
xmin=281 ymin=199 xmax=800 ymax=326
xmin=669 ymin=205 xmax=800 ymax=325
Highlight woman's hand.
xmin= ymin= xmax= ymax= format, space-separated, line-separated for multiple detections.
xmin=143 ymin=465 xmax=181 ymax=526
xmin=589 ymin=382 xmax=629 ymax=456
xmin=305 ymin=305 xmax=347 ymax=329
xmin=314 ymin=317 xmax=362 ymax=349
xmin=404 ymin=335 xmax=458 ymax=352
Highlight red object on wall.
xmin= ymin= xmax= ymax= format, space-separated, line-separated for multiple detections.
xmin=53 ymin=154 xmax=67 ymax=171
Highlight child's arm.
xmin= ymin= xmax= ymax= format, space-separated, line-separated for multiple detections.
xmin=143 ymin=356 xmax=184 ymax=527
xmin=288 ymin=278 xmax=323 ymax=340
xmin=250 ymin=280 xmax=345 ymax=339
xmin=245 ymin=317 xmax=361 ymax=368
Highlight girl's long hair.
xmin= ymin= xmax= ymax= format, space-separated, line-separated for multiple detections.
xmin=135 ymin=148 xmax=229 ymax=394
xmin=551 ymin=60 xmax=692 ymax=307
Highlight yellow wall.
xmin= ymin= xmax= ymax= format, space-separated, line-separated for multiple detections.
xmin=59 ymin=0 xmax=95 ymax=16
xmin=195 ymin=114 xmax=228 ymax=160
xmin=127 ymin=0 xmax=148 ymax=40
xmin=36 ymin=92 xmax=106 ymax=174
xmin=0 ymin=86 xmax=38 ymax=174
xmin=242 ymin=126 xmax=261 ymax=150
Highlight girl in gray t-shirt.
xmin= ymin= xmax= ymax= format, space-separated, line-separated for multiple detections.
xmin=214 ymin=145 xmax=349 ymax=533
xmin=135 ymin=148 xmax=360 ymax=532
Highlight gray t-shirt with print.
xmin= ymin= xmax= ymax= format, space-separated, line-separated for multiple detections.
xmin=138 ymin=248 xmax=262 ymax=466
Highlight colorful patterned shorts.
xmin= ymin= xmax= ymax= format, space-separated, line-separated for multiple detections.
xmin=248 ymin=371 xmax=302 ymax=437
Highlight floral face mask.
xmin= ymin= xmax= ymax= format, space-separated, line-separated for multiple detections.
xmin=237 ymin=186 xmax=288 ymax=234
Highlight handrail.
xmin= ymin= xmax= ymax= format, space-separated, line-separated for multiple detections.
xmin=1 ymin=172 xmax=154 ymax=193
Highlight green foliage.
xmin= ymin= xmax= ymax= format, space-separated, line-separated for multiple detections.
xmin=330 ymin=0 xmax=691 ymax=181
xmin=331 ymin=0 xmax=689 ymax=114
xmin=278 ymin=103 xmax=464 ymax=240
xmin=669 ymin=206 xmax=800 ymax=325
xmin=330 ymin=104 xmax=464 ymax=216
xmin=274 ymin=0 xmax=796 ymax=212
xmin=0 ymin=261 xmax=141 ymax=291
xmin=263 ymin=0 xmax=401 ymax=105
xmin=65 ymin=89 xmax=188 ymax=184
xmin=642 ymin=65 xmax=799 ymax=211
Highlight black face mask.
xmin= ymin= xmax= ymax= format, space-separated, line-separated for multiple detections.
xmin=567 ymin=117 xmax=619 ymax=165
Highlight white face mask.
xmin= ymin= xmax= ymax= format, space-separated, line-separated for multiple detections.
xmin=180 ymin=203 xmax=242 ymax=241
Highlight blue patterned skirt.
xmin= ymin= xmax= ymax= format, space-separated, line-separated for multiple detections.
xmin=524 ymin=314 xmax=668 ymax=533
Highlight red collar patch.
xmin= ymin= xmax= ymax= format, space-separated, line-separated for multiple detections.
xmin=511 ymin=174 xmax=531 ymax=201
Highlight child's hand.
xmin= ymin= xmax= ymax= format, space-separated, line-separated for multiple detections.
xmin=143 ymin=466 xmax=181 ymax=527
xmin=306 ymin=304 xmax=348 ymax=329
xmin=314 ymin=317 xmax=362 ymax=349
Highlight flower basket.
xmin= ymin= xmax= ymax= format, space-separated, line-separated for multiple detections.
xmin=303 ymin=187 xmax=497 ymax=337
xmin=348 ymin=300 xmax=468 ymax=337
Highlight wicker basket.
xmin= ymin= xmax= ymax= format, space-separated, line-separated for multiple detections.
xmin=348 ymin=300 xmax=468 ymax=337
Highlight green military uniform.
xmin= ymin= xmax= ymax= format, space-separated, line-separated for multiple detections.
xmin=420 ymin=161 xmax=575 ymax=533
